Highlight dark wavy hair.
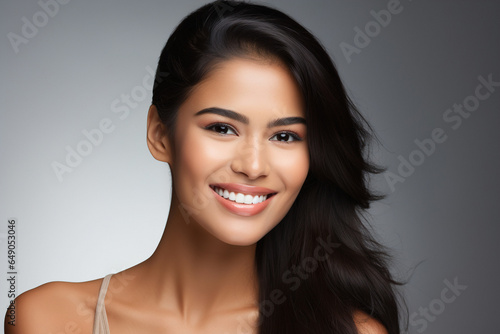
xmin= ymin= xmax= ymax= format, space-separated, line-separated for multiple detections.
xmin=152 ymin=1 xmax=403 ymax=333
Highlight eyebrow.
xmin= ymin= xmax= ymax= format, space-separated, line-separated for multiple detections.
xmin=194 ymin=107 xmax=306 ymax=128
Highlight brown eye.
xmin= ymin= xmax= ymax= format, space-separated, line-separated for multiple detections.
xmin=205 ymin=123 xmax=237 ymax=135
xmin=270 ymin=132 xmax=302 ymax=142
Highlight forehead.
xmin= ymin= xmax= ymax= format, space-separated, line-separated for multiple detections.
xmin=178 ymin=57 xmax=305 ymax=119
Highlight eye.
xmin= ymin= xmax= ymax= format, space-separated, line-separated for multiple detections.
xmin=205 ymin=123 xmax=237 ymax=135
xmin=270 ymin=132 xmax=302 ymax=143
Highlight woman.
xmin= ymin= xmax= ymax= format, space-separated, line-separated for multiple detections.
xmin=6 ymin=1 xmax=402 ymax=333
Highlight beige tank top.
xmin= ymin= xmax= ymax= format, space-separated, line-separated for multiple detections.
xmin=92 ymin=274 xmax=113 ymax=334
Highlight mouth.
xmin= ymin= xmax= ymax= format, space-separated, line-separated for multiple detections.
xmin=209 ymin=184 xmax=277 ymax=205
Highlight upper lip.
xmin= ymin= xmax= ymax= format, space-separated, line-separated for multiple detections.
xmin=210 ymin=183 xmax=277 ymax=196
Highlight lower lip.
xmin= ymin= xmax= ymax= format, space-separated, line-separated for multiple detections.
xmin=210 ymin=187 xmax=274 ymax=217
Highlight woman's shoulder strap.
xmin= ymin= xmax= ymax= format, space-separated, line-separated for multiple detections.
xmin=92 ymin=274 xmax=113 ymax=334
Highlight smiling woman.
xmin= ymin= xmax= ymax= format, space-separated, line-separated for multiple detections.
xmin=156 ymin=58 xmax=309 ymax=245
xmin=5 ymin=1 xmax=402 ymax=333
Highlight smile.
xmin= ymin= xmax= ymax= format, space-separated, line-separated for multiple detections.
xmin=211 ymin=185 xmax=273 ymax=204
xmin=209 ymin=184 xmax=277 ymax=216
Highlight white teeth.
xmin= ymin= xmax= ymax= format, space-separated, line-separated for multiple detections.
xmin=244 ymin=194 xmax=254 ymax=204
xmin=235 ymin=193 xmax=245 ymax=203
xmin=212 ymin=186 xmax=269 ymax=205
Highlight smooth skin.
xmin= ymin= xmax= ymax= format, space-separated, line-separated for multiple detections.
xmin=5 ymin=58 xmax=386 ymax=334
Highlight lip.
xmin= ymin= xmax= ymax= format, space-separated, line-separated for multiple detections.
xmin=210 ymin=184 xmax=276 ymax=217
xmin=210 ymin=183 xmax=277 ymax=196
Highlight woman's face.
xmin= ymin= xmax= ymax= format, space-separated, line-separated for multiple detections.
xmin=170 ymin=57 xmax=309 ymax=246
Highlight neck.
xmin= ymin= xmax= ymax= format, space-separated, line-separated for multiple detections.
xmin=136 ymin=194 xmax=259 ymax=321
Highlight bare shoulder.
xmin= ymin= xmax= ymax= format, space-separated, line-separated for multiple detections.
xmin=353 ymin=310 xmax=388 ymax=334
xmin=4 ymin=277 xmax=103 ymax=334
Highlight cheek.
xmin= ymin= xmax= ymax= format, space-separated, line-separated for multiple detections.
xmin=172 ymin=129 xmax=199 ymax=199
xmin=173 ymin=128 xmax=230 ymax=194
xmin=273 ymin=147 xmax=309 ymax=193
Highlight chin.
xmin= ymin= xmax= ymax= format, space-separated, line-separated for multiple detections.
xmin=220 ymin=236 xmax=261 ymax=247
xmin=210 ymin=225 xmax=270 ymax=247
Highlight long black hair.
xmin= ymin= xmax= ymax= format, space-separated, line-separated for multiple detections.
xmin=152 ymin=1 xmax=403 ymax=333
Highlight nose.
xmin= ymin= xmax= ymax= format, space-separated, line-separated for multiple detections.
xmin=230 ymin=137 xmax=270 ymax=180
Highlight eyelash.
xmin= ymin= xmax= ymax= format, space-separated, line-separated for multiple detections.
xmin=204 ymin=122 xmax=303 ymax=143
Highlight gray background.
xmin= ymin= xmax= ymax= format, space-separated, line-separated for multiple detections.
xmin=1 ymin=0 xmax=499 ymax=333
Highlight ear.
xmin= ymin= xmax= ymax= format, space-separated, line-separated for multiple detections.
xmin=146 ymin=104 xmax=172 ymax=163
